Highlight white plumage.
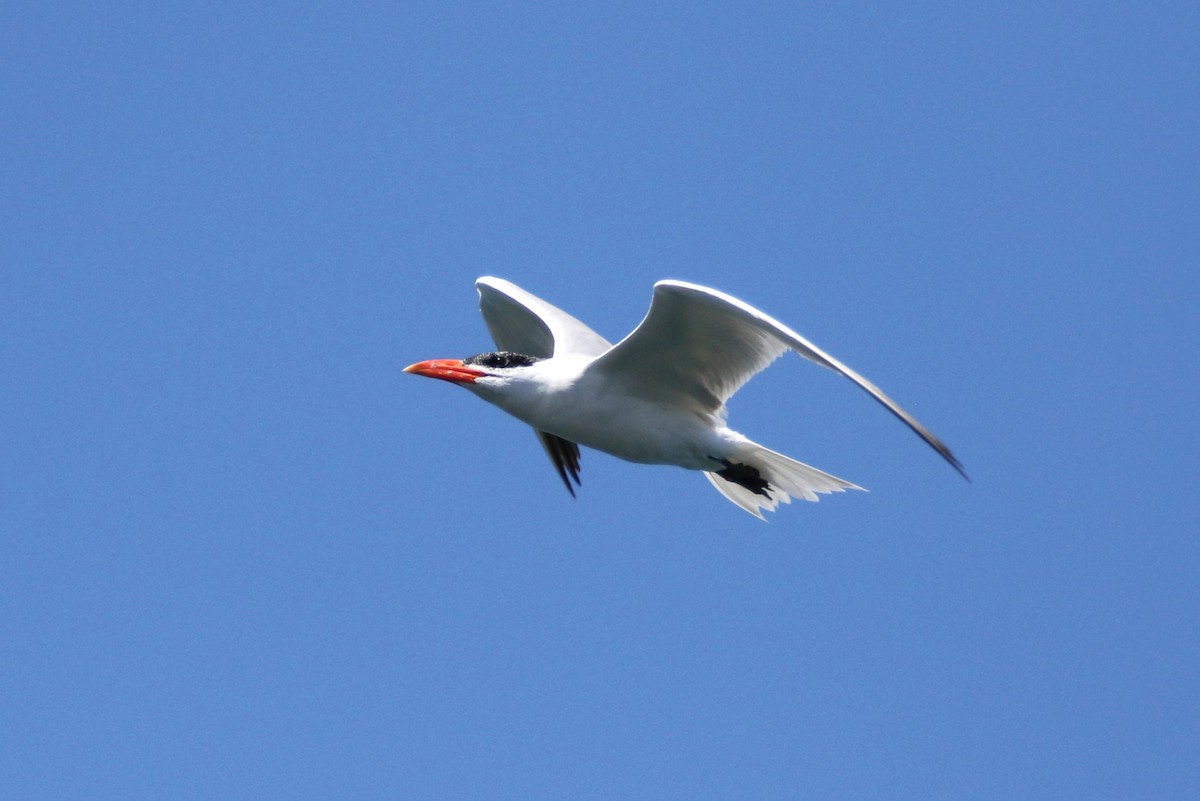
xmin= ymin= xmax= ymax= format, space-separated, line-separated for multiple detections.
xmin=406 ymin=277 xmax=965 ymax=518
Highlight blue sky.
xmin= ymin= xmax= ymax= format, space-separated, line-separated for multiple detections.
xmin=2 ymin=2 xmax=1197 ymax=798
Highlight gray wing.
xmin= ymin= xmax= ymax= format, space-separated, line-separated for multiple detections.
xmin=476 ymin=276 xmax=611 ymax=358
xmin=587 ymin=280 xmax=967 ymax=479
xmin=475 ymin=277 xmax=612 ymax=495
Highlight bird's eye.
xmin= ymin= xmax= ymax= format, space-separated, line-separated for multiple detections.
xmin=463 ymin=351 xmax=542 ymax=369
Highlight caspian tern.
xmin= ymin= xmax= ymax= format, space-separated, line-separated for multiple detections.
xmin=406 ymin=277 xmax=965 ymax=518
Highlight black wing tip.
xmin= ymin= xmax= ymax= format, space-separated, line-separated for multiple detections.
xmin=539 ymin=431 xmax=582 ymax=498
xmin=948 ymin=454 xmax=971 ymax=483
xmin=931 ymin=439 xmax=970 ymax=482
xmin=555 ymin=458 xmax=579 ymax=497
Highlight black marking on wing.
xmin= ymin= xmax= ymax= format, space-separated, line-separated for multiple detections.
xmin=537 ymin=431 xmax=582 ymax=497
xmin=463 ymin=351 xmax=543 ymax=369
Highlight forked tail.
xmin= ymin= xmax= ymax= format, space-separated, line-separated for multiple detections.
xmin=704 ymin=441 xmax=864 ymax=519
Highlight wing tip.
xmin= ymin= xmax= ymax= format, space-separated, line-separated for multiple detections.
xmin=922 ymin=430 xmax=969 ymax=482
xmin=475 ymin=275 xmax=507 ymax=294
xmin=947 ymin=452 xmax=971 ymax=482
xmin=536 ymin=431 xmax=583 ymax=498
xmin=652 ymin=278 xmax=715 ymax=296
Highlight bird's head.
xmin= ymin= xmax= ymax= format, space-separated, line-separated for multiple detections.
xmin=404 ymin=351 xmax=546 ymax=396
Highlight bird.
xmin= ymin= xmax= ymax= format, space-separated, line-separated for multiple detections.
xmin=405 ymin=277 xmax=966 ymax=518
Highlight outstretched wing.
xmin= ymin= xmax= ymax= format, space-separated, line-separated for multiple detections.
xmin=587 ymin=280 xmax=967 ymax=478
xmin=476 ymin=276 xmax=611 ymax=358
xmin=475 ymin=277 xmax=612 ymax=494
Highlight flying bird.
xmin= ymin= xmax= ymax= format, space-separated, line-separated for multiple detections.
xmin=406 ymin=277 xmax=966 ymax=518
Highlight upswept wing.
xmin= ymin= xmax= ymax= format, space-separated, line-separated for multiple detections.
xmin=476 ymin=276 xmax=611 ymax=358
xmin=475 ymin=277 xmax=611 ymax=495
xmin=587 ymin=280 xmax=967 ymax=478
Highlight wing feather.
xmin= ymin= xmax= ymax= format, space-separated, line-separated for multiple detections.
xmin=589 ymin=282 xmax=787 ymax=412
xmin=476 ymin=276 xmax=611 ymax=358
xmin=536 ymin=431 xmax=582 ymax=497
xmin=589 ymin=280 xmax=967 ymax=478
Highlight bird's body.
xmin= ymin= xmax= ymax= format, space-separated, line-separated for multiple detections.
xmin=471 ymin=354 xmax=719 ymax=468
xmin=406 ymin=277 xmax=965 ymax=518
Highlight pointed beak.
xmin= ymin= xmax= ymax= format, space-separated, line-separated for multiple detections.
xmin=404 ymin=359 xmax=487 ymax=384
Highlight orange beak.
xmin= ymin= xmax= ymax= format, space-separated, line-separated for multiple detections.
xmin=404 ymin=359 xmax=487 ymax=384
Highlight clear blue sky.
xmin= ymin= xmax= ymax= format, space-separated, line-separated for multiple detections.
xmin=3 ymin=2 xmax=1196 ymax=798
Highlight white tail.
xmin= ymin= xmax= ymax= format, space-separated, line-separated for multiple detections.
xmin=704 ymin=441 xmax=864 ymax=519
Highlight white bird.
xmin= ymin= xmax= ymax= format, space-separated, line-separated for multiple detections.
xmin=405 ymin=277 xmax=966 ymax=518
